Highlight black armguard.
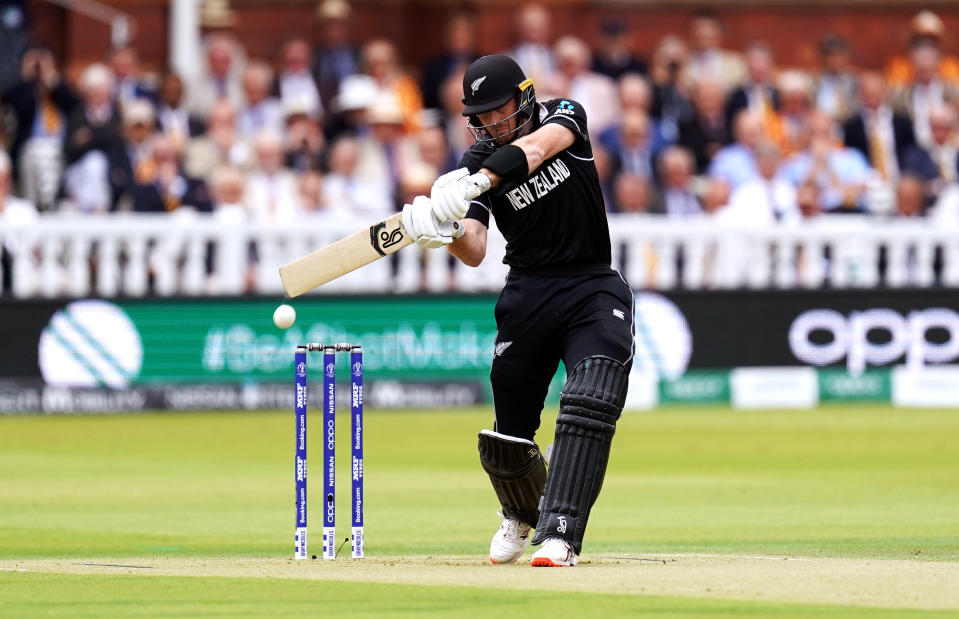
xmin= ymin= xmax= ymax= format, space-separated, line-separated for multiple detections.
xmin=482 ymin=144 xmax=529 ymax=183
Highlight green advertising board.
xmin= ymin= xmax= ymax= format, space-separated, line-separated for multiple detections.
xmin=658 ymin=370 xmax=730 ymax=405
xmin=120 ymin=296 xmax=502 ymax=384
xmin=817 ymin=368 xmax=892 ymax=402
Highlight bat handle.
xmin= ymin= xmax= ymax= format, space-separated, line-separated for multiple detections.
xmin=465 ymin=184 xmax=482 ymax=201
xmin=465 ymin=173 xmax=492 ymax=200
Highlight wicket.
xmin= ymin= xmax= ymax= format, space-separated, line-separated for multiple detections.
xmin=294 ymin=343 xmax=364 ymax=561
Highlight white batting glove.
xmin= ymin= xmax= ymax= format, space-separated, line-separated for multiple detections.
xmin=430 ymin=167 xmax=491 ymax=223
xmin=401 ymin=195 xmax=464 ymax=249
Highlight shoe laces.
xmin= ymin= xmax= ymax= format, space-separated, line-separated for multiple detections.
xmin=497 ymin=512 xmax=530 ymax=541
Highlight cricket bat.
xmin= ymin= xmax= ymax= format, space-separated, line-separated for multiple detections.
xmin=280 ymin=179 xmax=485 ymax=296
xmin=279 ymin=212 xmax=412 ymax=297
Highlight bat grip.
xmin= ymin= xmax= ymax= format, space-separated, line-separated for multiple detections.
xmin=465 ymin=173 xmax=491 ymax=201
xmin=465 ymin=185 xmax=482 ymax=201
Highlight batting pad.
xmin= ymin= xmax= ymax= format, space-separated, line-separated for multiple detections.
xmin=532 ymin=356 xmax=628 ymax=554
xmin=478 ymin=430 xmax=548 ymax=528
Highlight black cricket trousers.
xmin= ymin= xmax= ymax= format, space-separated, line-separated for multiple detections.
xmin=489 ymin=268 xmax=634 ymax=440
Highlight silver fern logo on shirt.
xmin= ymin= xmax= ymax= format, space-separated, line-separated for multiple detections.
xmin=505 ymin=159 xmax=572 ymax=211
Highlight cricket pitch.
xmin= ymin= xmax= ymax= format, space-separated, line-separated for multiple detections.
xmin=4 ymin=553 xmax=958 ymax=612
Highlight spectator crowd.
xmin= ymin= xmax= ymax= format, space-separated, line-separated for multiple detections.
xmin=5 ymin=1 xmax=959 ymax=235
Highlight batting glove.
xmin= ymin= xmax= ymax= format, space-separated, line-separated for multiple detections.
xmin=401 ymin=195 xmax=464 ymax=249
xmin=430 ymin=167 xmax=491 ymax=223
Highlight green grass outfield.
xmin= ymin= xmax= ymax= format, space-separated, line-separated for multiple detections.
xmin=2 ymin=405 xmax=958 ymax=617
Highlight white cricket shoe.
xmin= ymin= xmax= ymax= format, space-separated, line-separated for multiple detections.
xmin=489 ymin=516 xmax=531 ymax=564
xmin=530 ymin=537 xmax=578 ymax=567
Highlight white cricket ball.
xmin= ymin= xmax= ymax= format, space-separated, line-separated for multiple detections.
xmin=273 ymin=304 xmax=296 ymax=329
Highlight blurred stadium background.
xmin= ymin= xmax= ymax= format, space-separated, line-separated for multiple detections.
xmin=4 ymin=0 xmax=959 ymax=412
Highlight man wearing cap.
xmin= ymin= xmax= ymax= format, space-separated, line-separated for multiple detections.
xmin=401 ymin=54 xmax=633 ymax=567
xmin=887 ymin=12 xmax=959 ymax=148
xmin=885 ymin=10 xmax=959 ymax=90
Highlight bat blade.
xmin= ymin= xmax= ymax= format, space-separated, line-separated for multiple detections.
xmin=279 ymin=212 xmax=413 ymax=297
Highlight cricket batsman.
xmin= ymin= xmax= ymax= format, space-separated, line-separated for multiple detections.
xmin=401 ymin=55 xmax=634 ymax=566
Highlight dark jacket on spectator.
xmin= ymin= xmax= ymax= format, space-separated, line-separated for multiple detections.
xmin=2 ymin=78 xmax=79 ymax=175
xmin=63 ymin=106 xmax=123 ymax=165
xmin=678 ymin=114 xmax=730 ymax=173
xmin=842 ymin=112 xmax=916 ymax=172
xmin=104 ymin=145 xmax=137 ymax=209
xmin=592 ymin=54 xmax=647 ymax=80
xmin=901 ymin=145 xmax=959 ymax=182
xmin=724 ymin=84 xmax=779 ymax=132
xmin=312 ymin=45 xmax=358 ymax=105
xmin=130 ymin=176 xmax=212 ymax=213
xmin=421 ymin=52 xmax=477 ymax=110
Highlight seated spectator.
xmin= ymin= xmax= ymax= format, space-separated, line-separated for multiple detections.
xmin=796 ymin=181 xmax=822 ymax=218
xmin=678 ymin=78 xmax=729 ymax=173
xmin=245 ymin=131 xmax=302 ymax=222
xmin=323 ymin=136 xmax=391 ymax=220
xmin=724 ymin=141 xmax=799 ymax=225
xmin=844 ymin=72 xmax=916 ymax=181
xmin=893 ymin=173 xmax=928 ymax=217
xmin=709 ymin=110 xmax=762 ymax=190
xmin=326 ymin=73 xmax=376 ymax=140
xmin=612 ymin=172 xmax=654 ymax=213
xmin=130 ymin=135 xmax=211 ymax=213
xmin=416 ymin=125 xmax=457 ymax=176
xmin=701 ymin=176 xmax=730 ymax=215
xmin=360 ymin=39 xmax=422 ymax=133
xmin=650 ymin=146 xmax=701 ymax=216
xmin=237 ymin=61 xmax=284 ymax=139
xmin=207 ymin=165 xmax=250 ymax=294
xmin=591 ymin=17 xmax=647 ymax=80
xmin=773 ymin=70 xmax=815 ymax=158
xmin=439 ymin=72 xmax=473 ymax=160
xmin=4 ymin=43 xmax=79 ymax=209
xmin=298 ymin=169 xmax=329 ymax=215
xmin=890 ymin=32 xmax=959 ymax=148
xmin=814 ymin=34 xmax=858 ymax=120
xmin=618 ymin=72 xmax=653 ymax=114
xmin=156 ymin=71 xmax=204 ymax=150
xmin=277 ymin=38 xmax=323 ymax=121
xmin=61 ymin=64 xmax=126 ymax=212
xmin=550 ymin=36 xmax=619 ymax=135
xmin=903 ymin=105 xmax=958 ymax=194
xmin=312 ymin=0 xmax=358 ymax=106
xmin=283 ymin=102 xmax=325 ymax=173
xmin=649 ymin=35 xmax=694 ymax=142
xmin=355 ymin=98 xmax=420 ymax=209
xmin=779 ymin=112 xmax=872 ymax=213
xmin=604 ymin=110 xmax=657 ymax=183
xmin=606 ymin=73 xmax=670 ymax=155
xmin=398 ymin=161 xmax=438 ymax=210
xmin=507 ymin=3 xmax=556 ymax=88
xmin=725 ymin=41 xmax=779 ymax=138
xmin=885 ymin=11 xmax=959 ymax=92
xmin=63 ymin=63 xmax=122 ymax=166
xmin=687 ymin=9 xmax=746 ymax=93
xmin=187 ymin=33 xmax=245 ymax=118
xmin=421 ymin=13 xmax=478 ymax=110
xmin=184 ymin=100 xmax=251 ymax=180
xmin=101 ymin=98 xmax=157 ymax=211
xmin=209 ymin=165 xmax=246 ymax=216
xmin=108 ymin=45 xmax=155 ymax=108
